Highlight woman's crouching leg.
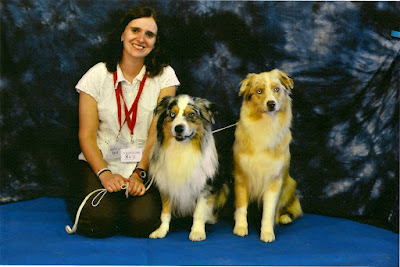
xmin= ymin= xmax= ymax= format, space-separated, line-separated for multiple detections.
xmin=73 ymin=193 xmax=120 ymax=238
xmin=66 ymin=161 xmax=120 ymax=238
xmin=121 ymin=187 xmax=162 ymax=238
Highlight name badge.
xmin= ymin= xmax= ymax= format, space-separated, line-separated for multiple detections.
xmin=121 ymin=148 xmax=143 ymax=163
xmin=108 ymin=142 xmax=129 ymax=159
xmin=108 ymin=144 xmax=122 ymax=159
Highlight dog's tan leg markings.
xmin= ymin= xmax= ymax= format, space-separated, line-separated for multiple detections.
xmin=260 ymin=178 xmax=283 ymax=243
xmin=233 ymin=173 xmax=249 ymax=237
xmin=149 ymin=194 xmax=171 ymax=239
xmin=189 ymin=194 xmax=214 ymax=241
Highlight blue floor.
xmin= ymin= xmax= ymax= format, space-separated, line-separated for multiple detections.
xmin=0 ymin=197 xmax=398 ymax=266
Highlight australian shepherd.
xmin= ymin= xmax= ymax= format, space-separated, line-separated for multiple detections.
xmin=233 ymin=69 xmax=302 ymax=243
xmin=148 ymin=94 xmax=229 ymax=241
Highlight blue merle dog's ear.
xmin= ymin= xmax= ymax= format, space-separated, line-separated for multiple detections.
xmin=154 ymin=96 xmax=173 ymax=116
xmin=194 ymin=97 xmax=217 ymax=125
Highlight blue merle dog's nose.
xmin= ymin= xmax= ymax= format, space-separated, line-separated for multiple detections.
xmin=174 ymin=125 xmax=185 ymax=134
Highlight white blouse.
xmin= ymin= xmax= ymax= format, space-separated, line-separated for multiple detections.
xmin=76 ymin=62 xmax=180 ymax=178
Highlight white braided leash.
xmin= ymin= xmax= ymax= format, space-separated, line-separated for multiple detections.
xmin=212 ymin=123 xmax=237 ymax=134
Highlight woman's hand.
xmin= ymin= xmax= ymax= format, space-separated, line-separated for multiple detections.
xmin=99 ymin=172 xmax=127 ymax=193
xmin=127 ymin=173 xmax=146 ymax=196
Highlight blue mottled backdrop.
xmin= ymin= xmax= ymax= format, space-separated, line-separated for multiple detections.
xmin=1 ymin=0 xmax=399 ymax=232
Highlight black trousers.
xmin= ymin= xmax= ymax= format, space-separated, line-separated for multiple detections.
xmin=66 ymin=161 xmax=162 ymax=238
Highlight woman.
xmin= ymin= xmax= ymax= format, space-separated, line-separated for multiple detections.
xmin=67 ymin=6 xmax=180 ymax=238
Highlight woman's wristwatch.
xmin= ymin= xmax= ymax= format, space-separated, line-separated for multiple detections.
xmin=132 ymin=168 xmax=147 ymax=180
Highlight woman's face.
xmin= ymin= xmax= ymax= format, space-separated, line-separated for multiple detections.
xmin=121 ymin=17 xmax=158 ymax=61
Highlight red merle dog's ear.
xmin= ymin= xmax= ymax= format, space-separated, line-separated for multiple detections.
xmin=239 ymin=73 xmax=257 ymax=101
xmin=272 ymin=69 xmax=293 ymax=91
xmin=154 ymin=96 xmax=173 ymax=116
xmin=193 ymin=97 xmax=217 ymax=125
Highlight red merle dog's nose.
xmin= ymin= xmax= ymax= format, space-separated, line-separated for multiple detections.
xmin=267 ymin=101 xmax=276 ymax=111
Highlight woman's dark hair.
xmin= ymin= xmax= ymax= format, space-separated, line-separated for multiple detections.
xmin=103 ymin=6 xmax=168 ymax=77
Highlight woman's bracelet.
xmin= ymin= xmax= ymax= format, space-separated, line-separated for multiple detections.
xmin=97 ymin=168 xmax=111 ymax=178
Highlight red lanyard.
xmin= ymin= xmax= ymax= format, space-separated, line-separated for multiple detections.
xmin=113 ymin=71 xmax=147 ymax=136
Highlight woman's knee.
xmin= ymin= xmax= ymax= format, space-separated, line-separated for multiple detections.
xmin=122 ymin=191 xmax=162 ymax=237
xmin=122 ymin=210 xmax=161 ymax=237
xmin=76 ymin=211 xmax=119 ymax=238
xmin=72 ymin=195 xmax=120 ymax=238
